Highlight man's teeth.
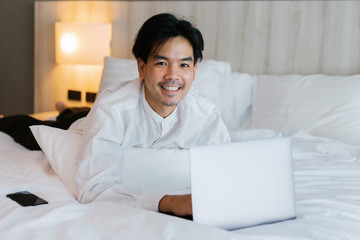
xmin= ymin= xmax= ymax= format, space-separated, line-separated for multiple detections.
xmin=163 ymin=86 xmax=180 ymax=91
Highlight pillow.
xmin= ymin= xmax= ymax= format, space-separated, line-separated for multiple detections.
xmin=30 ymin=125 xmax=190 ymax=195
xmin=221 ymin=72 xmax=255 ymax=131
xmin=100 ymin=58 xmax=232 ymax=115
xmin=192 ymin=59 xmax=232 ymax=109
xmin=249 ymin=74 xmax=360 ymax=145
xmin=100 ymin=57 xmax=232 ymax=99
xmin=99 ymin=57 xmax=138 ymax=92
xmin=30 ymin=125 xmax=81 ymax=196
xmin=99 ymin=57 xmax=253 ymax=130
xmin=192 ymin=60 xmax=233 ymax=128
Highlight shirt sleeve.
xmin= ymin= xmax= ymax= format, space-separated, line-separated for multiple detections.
xmin=75 ymin=103 xmax=166 ymax=211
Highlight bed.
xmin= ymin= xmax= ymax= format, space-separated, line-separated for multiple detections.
xmin=1 ymin=58 xmax=360 ymax=239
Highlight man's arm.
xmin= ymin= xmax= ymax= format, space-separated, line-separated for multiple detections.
xmin=76 ymin=104 xmax=193 ymax=214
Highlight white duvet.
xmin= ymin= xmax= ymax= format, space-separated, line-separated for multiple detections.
xmin=1 ymin=130 xmax=360 ymax=240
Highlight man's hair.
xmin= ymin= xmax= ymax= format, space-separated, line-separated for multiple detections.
xmin=132 ymin=13 xmax=204 ymax=65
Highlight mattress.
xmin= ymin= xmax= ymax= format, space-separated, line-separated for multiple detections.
xmin=1 ymin=129 xmax=360 ymax=239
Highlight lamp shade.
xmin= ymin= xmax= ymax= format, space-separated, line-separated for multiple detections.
xmin=55 ymin=22 xmax=111 ymax=65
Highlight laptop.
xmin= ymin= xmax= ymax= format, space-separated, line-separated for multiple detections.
xmin=189 ymin=137 xmax=296 ymax=230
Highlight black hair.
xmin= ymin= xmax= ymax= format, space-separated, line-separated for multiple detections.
xmin=132 ymin=13 xmax=204 ymax=65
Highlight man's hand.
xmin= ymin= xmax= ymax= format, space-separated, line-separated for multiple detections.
xmin=158 ymin=194 xmax=192 ymax=217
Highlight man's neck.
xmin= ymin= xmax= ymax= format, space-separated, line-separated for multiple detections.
xmin=143 ymin=86 xmax=177 ymax=118
xmin=147 ymin=100 xmax=177 ymax=118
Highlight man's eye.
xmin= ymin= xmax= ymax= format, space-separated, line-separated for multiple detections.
xmin=156 ymin=62 xmax=167 ymax=66
xmin=181 ymin=63 xmax=189 ymax=68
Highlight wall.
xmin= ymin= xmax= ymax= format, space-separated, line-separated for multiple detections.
xmin=34 ymin=1 xmax=130 ymax=112
xmin=5 ymin=1 xmax=360 ymax=114
xmin=35 ymin=1 xmax=360 ymax=112
xmin=0 ymin=0 xmax=35 ymax=115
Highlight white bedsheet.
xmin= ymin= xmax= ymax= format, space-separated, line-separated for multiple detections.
xmin=231 ymin=130 xmax=360 ymax=239
xmin=1 ymin=130 xmax=360 ymax=239
xmin=0 ymin=132 xmax=235 ymax=239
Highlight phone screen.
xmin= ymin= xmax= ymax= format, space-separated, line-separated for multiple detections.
xmin=6 ymin=191 xmax=48 ymax=207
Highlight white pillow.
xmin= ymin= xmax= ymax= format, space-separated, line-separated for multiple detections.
xmin=222 ymin=72 xmax=255 ymax=131
xmin=249 ymin=74 xmax=360 ymax=145
xmin=192 ymin=59 xmax=232 ymax=107
xmin=192 ymin=60 xmax=233 ymax=127
xmin=30 ymin=125 xmax=81 ymax=196
xmin=99 ymin=57 xmax=254 ymax=130
xmin=99 ymin=57 xmax=138 ymax=92
xmin=100 ymin=57 xmax=232 ymax=100
xmin=30 ymin=125 xmax=190 ymax=195
xmin=99 ymin=57 xmax=236 ymax=124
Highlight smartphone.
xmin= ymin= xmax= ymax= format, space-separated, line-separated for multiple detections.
xmin=6 ymin=191 xmax=48 ymax=207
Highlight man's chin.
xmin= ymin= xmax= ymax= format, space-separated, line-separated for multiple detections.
xmin=161 ymin=101 xmax=178 ymax=107
xmin=160 ymin=94 xmax=184 ymax=107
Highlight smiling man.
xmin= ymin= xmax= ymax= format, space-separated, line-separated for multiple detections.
xmin=139 ymin=36 xmax=196 ymax=117
xmin=74 ymin=13 xmax=231 ymax=217
xmin=0 ymin=14 xmax=230 ymax=216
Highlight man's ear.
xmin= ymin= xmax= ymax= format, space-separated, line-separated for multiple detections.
xmin=137 ymin=58 xmax=146 ymax=79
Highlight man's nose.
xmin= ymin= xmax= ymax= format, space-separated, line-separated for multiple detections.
xmin=165 ymin=65 xmax=180 ymax=80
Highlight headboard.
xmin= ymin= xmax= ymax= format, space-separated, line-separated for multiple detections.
xmin=34 ymin=1 xmax=360 ymax=112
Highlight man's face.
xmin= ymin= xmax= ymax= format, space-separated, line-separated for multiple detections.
xmin=138 ymin=36 xmax=197 ymax=118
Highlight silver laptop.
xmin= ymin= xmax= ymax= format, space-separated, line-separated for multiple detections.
xmin=189 ymin=137 xmax=296 ymax=230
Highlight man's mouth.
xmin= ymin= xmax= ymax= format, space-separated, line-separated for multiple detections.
xmin=159 ymin=80 xmax=184 ymax=93
xmin=162 ymin=86 xmax=181 ymax=91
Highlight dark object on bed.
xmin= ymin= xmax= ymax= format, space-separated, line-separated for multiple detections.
xmin=6 ymin=191 xmax=48 ymax=207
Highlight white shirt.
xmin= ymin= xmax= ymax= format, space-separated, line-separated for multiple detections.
xmin=74 ymin=78 xmax=230 ymax=211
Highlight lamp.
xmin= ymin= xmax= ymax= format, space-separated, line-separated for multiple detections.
xmin=55 ymin=22 xmax=112 ymax=65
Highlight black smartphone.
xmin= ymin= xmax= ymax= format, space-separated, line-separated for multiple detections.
xmin=6 ymin=191 xmax=48 ymax=207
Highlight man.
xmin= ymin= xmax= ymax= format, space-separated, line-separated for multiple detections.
xmin=74 ymin=13 xmax=230 ymax=217
xmin=0 ymin=13 xmax=230 ymax=217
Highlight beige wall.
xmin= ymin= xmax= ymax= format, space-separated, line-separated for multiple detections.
xmin=35 ymin=1 xmax=130 ymax=112
xmin=35 ymin=1 xmax=360 ymax=113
